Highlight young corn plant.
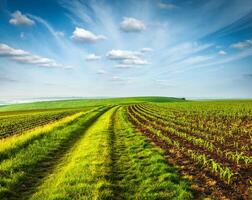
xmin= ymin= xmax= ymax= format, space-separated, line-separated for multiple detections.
xmin=220 ymin=166 xmax=236 ymax=184
xmin=244 ymin=156 xmax=252 ymax=165
xmin=231 ymin=151 xmax=244 ymax=164
xmin=210 ymin=159 xmax=219 ymax=174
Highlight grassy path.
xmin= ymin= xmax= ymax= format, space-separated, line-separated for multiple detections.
xmin=110 ymin=107 xmax=192 ymax=199
xmin=30 ymin=106 xmax=118 ymax=200
xmin=0 ymin=106 xmax=109 ymax=200
xmin=30 ymin=106 xmax=191 ymax=199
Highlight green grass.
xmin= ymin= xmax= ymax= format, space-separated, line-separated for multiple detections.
xmin=0 ymin=96 xmax=185 ymax=112
xmin=30 ymin=107 xmax=118 ymax=200
xmin=28 ymin=106 xmax=191 ymax=200
xmin=1 ymin=97 xmax=252 ymax=199
xmin=111 ymin=107 xmax=192 ymax=199
xmin=0 ymin=106 xmax=109 ymax=199
xmin=0 ymin=111 xmax=85 ymax=163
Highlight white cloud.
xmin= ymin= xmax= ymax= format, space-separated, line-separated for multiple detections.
xmin=0 ymin=43 xmax=71 ymax=69
xmin=120 ymin=17 xmax=146 ymax=32
xmin=107 ymin=49 xmax=149 ymax=66
xmin=120 ymin=58 xmax=149 ymax=65
xmin=85 ymin=53 xmax=101 ymax=61
xmin=158 ymin=2 xmax=177 ymax=10
xmin=107 ymin=49 xmax=141 ymax=60
xmin=96 ymin=70 xmax=107 ymax=74
xmin=9 ymin=10 xmax=35 ymax=26
xmin=230 ymin=39 xmax=252 ymax=49
xmin=218 ymin=50 xmax=227 ymax=55
xmin=141 ymin=47 xmax=153 ymax=53
xmin=71 ymin=27 xmax=106 ymax=43
xmin=0 ymin=44 xmax=29 ymax=56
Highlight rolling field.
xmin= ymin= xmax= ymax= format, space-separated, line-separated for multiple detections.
xmin=0 ymin=97 xmax=251 ymax=200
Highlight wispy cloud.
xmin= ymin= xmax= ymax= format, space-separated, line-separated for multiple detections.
xmin=157 ymin=2 xmax=177 ymax=10
xmin=155 ymin=79 xmax=176 ymax=87
xmin=108 ymin=76 xmax=134 ymax=85
xmin=109 ymin=76 xmax=124 ymax=82
xmin=96 ymin=69 xmax=107 ymax=75
xmin=1 ymin=0 xmax=252 ymax=98
xmin=0 ymin=43 xmax=71 ymax=69
xmin=28 ymin=14 xmax=64 ymax=40
xmin=230 ymin=39 xmax=252 ymax=49
xmin=158 ymin=42 xmax=213 ymax=66
xmin=107 ymin=49 xmax=149 ymax=66
xmin=9 ymin=10 xmax=35 ymax=26
xmin=58 ymin=0 xmax=94 ymax=24
xmin=168 ymin=48 xmax=252 ymax=74
xmin=115 ymin=64 xmax=137 ymax=69
xmin=178 ymin=55 xmax=213 ymax=66
xmin=141 ymin=47 xmax=153 ymax=53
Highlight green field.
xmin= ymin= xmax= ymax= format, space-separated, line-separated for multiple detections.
xmin=0 ymin=97 xmax=251 ymax=200
xmin=0 ymin=97 xmax=184 ymax=112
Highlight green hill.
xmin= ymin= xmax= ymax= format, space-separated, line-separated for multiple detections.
xmin=0 ymin=96 xmax=185 ymax=112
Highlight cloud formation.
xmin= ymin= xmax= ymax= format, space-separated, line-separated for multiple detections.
xmin=115 ymin=64 xmax=136 ymax=69
xmin=231 ymin=39 xmax=252 ymax=49
xmin=107 ymin=49 xmax=141 ymax=60
xmin=178 ymin=55 xmax=213 ymax=66
xmin=107 ymin=49 xmax=149 ymax=66
xmin=218 ymin=50 xmax=227 ymax=55
xmin=141 ymin=47 xmax=153 ymax=53
xmin=157 ymin=2 xmax=177 ymax=10
xmin=71 ymin=27 xmax=106 ymax=43
xmin=9 ymin=10 xmax=35 ymax=26
xmin=120 ymin=17 xmax=146 ymax=32
xmin=0 ymin=43 xmax=70 ymax=68
xmin=85 ymin=53 xmax=101 ymax=61
xmin=96 ymin=70 xmax=107 ymax=75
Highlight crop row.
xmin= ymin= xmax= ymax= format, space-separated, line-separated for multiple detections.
xmin=0 ymin=109 xmax=82 ymax=138
xmin=137 ymin=104 xmax=252 ymax=153
xmin=127 ymin=104 xmax=252 ymax=199
xmin=134 ymin=104 xmax=251 ymax=162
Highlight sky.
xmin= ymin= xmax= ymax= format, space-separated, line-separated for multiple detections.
xmin=0 ymin=0 xmax=252 ymax=100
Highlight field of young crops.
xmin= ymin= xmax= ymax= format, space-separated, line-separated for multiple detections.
xmin=128 ymin=100 xmax=252 ymax=199
xmin=0 ymin=98 xmax=251 ymax=200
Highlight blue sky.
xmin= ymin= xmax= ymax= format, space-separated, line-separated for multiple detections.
xmin=0 ymin=0 xmax=252 ymax=99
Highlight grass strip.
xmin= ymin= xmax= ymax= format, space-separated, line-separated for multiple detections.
xmin=0 ymin=106 xmax=109 ymax=200
xmin=29 ymin=107 xmax=118 ymax=200
xmin=0 ymin=109 xmax=93 ymax=164
xmin=110 ymin=107 xmax=192 ymax=199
